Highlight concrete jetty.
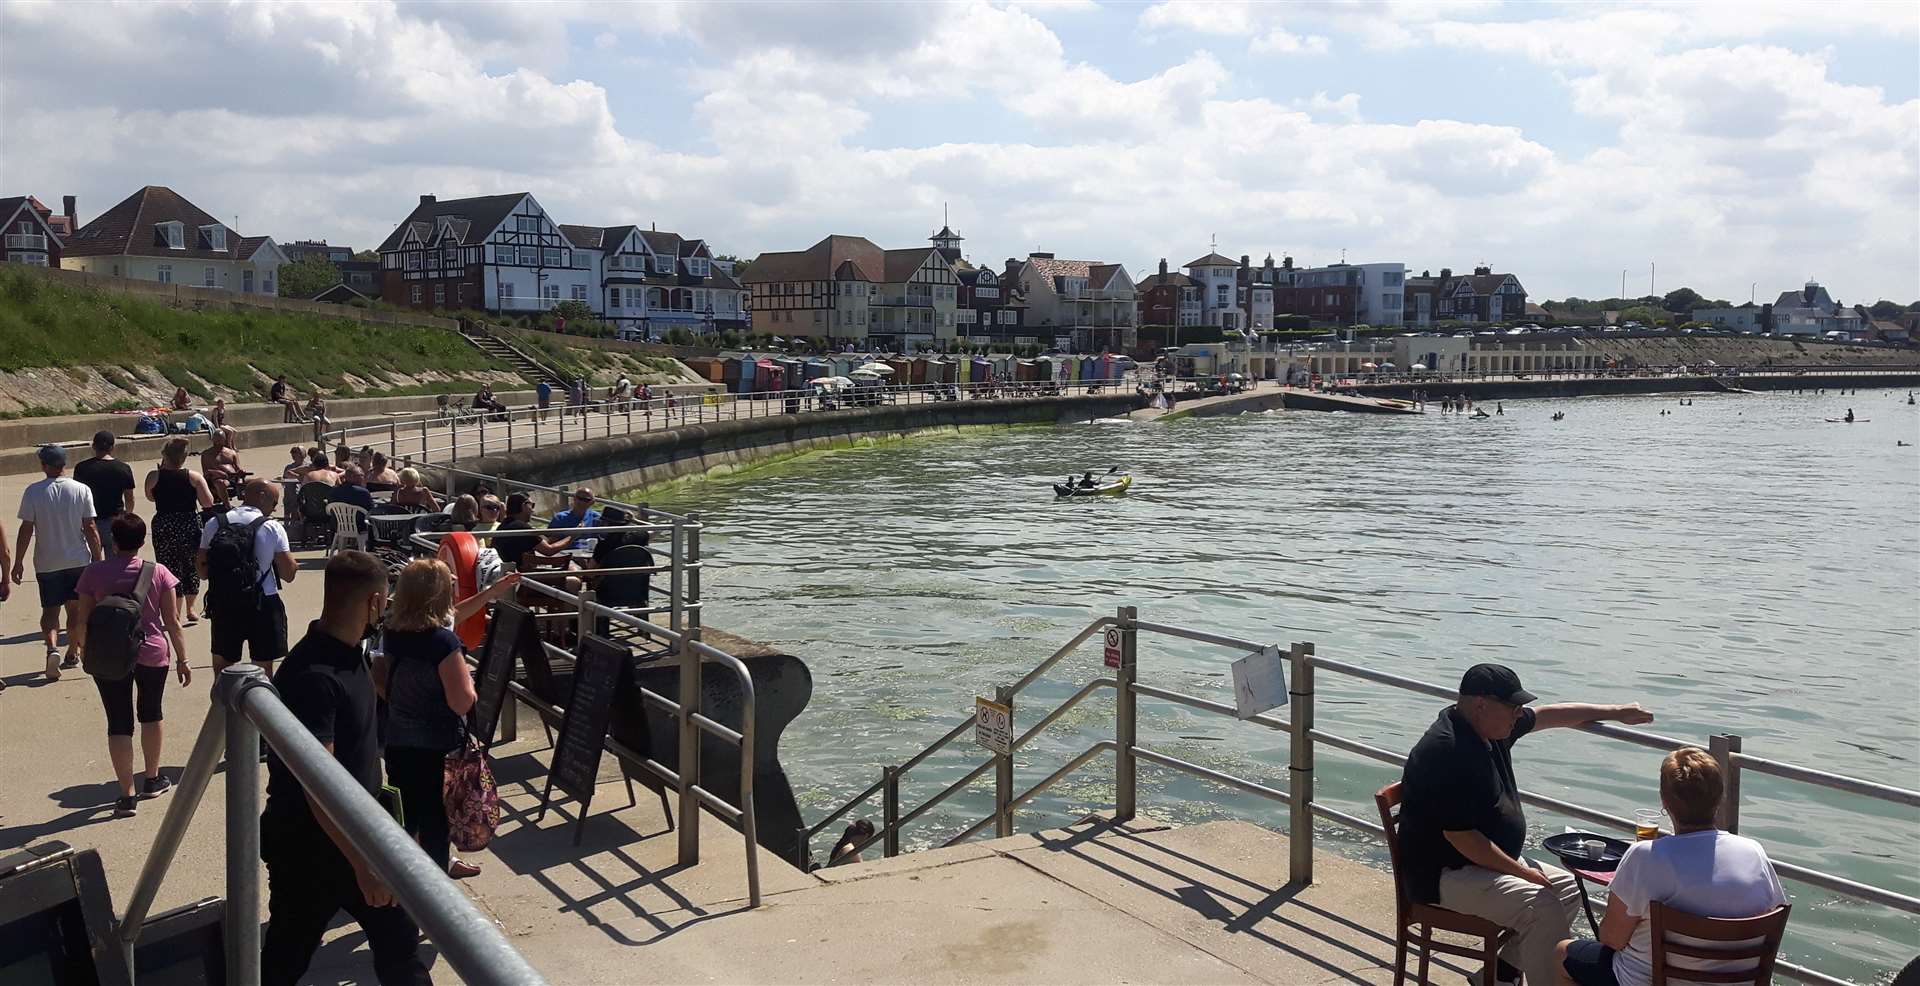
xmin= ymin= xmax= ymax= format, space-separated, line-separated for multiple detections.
xmin=1131 ymin=382 xmax=1421 ymax=422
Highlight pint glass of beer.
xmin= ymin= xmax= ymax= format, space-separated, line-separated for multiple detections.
xmin=1634 ymin=809 xmax=1662 ymax=840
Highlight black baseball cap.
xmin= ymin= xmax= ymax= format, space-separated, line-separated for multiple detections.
xmin=1460 ymin=664 xmax=1536 ymax=705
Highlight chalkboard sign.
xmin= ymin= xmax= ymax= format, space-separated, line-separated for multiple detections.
xmin=470 ymin=600 xmax=533 ymax=746
xmin=538 ymin=634 xmax=629 ymax=845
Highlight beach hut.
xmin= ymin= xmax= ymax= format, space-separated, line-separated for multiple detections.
xmin=804 ymin=359 xmax=832 ymax=384
xmin=955 ymin=357 xmax=972 ymax=385
xmin=756 ymin=358 xmax=784 ymax=393
xmin=1015 ymin=359 xmax=1040 ymax=382
xmin=971 ymin=356 xmax=994 ymax=384
xmin=775 ymin=358 xmax=806 ymax=390
xmin=684 ymin=357 xmax=726 ymax=384
xmin=887 ymin=358 xmax=916 ymax=384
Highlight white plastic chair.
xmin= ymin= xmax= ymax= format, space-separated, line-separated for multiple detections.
xmin=325 ymin=502 xmax=369 ymax=556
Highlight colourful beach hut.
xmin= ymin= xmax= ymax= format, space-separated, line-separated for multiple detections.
xmin=756 ymin=358 xmax=784 ymax=393
xmin=971 ymin=357 xmax=994 ymax=383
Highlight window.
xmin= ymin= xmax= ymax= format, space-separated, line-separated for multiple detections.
xmin=609 ymin=287 xmax=622 ymax=308
xmin=542 ymin=283 xmax=560 ymax=302
xmin=1384 ymin=271 xmax=1404 ymax=287
xmin=406 ymin=252 xmax=422 ymax=271
xmin=515 ymin=216 xmax=539 ymax=233
xmin=155 ymin=264 xmax=173 ymax=284
xmin=1215 ymin=284 xmax=1229 ymax=303
xmin=159 ymin=222 xmax=184 ymax=249
xmin=653 ymin=255 xmax=672 ymax=273
xmin=518 ymin=246 xmax=541 ymax=266
xmin=410 ymin=285 xmax=422 ymax=304
xmin=444 ymin=245 xmax=459 ymax=265
xmin=696 ymin=289 xmax=709 ymax=310
xmin=545 ymin=248 xmax=563 ymax=267
xmin=203 ymin=266 xmax=216 ymax=287
xmin=433 ymin=284 xmax=445 ymax=306
xmin=688 ymin=258 xmax=708 ymax=277
xmin=1383 ymin=293 xmax=1401 ymax=310
xmin=201 ymin=225 xmax=227 ymax=251
xmin=570 ymin=284 xmax=586 ymax=301
xmin=499 ymin=282 xmax=515 ymax=300
xmin=458 ymin=284 xmax=470 ymax=304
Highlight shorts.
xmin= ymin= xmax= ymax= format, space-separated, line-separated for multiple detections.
xmin=211 ymin=594 xmax=288 ymax=665
xmin=1563 ymin=939 xmax=1620 ymax=986
xmin=95 ymin=664 xmax=169 ymax=735
xmin=37 ymin=566 xmax=84 ymax=609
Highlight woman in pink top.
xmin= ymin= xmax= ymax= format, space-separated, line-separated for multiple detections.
xmin=75 ymin=514 xmax=192 ymax=818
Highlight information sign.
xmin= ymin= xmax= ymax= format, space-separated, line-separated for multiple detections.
xmin=974 ymin=696 xmax=1013 ymax=756
xmin=1230 ymin=645 xmax=1287 ymax=720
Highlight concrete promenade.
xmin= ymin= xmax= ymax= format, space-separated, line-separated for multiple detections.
xmin=0 ymin=499 xmax=1440 ymax=983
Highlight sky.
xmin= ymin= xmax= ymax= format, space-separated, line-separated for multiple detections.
xmin=3 ymin=0 xmax=1916 ymax=304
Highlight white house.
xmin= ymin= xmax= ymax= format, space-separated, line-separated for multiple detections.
xmin=60 ymin=186 xmax=285 ymax=295
xmin=561 ymin=224 xmax=747 ymax=338
xmin=1006 ymin=252 xmax=1135 ymax=352
xmin=1184 ymin=252 xmax=1245 ymax=330
xmin=377 ymin=192 xmax=596 ymax=315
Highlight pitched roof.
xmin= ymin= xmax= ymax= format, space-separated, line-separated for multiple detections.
xmin=1137 ymin=271 xmax=1195 ymax=290
xmin=743 ymin=235 xmax=884 ymax=284
xmin=0 ymin=196 xmax=61 ymax=245
xmin=559 ymin=224 xmax=605 ymax=249
xmin=883 ymin=247 xmax=939 ymax=282
xmin=1451 ymin=273 xmax=1517 ymax=295
xmin=1184 ymin=252 xmax=1236 ymax=268
xmin=63 ymin=186 xmax=255 ymax=260
xmin=931 ymin=224 xmax=961 ymax=240
xmin=1088 ymin=263 xmax=1126 ymax=290
xmin=374 ymin=193 xmax=528 ymax=253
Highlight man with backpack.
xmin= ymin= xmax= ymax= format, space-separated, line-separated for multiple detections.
xmin=197 ymin=479 xmax=297 ymax=675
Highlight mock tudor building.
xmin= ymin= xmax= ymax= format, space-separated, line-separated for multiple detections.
xmin=932 ymin=223 xmax=1027 ymax=345
xmin=1005 ymin=253 xmax=1135 ymax=352
xmin=744 ymin=234 xmax=959 ymax=349
xmin=60 ymin=186 xmax=285 ymax=295
xmin=560 ymin=224 xmax=746 ymax=338
xmin=0 ymin=195 xmax=65 ymax=267
xmin=1402 ymin=265 xmax=1527 ymax=326
xmin=377 ymin=192 xmax=593 ymax=314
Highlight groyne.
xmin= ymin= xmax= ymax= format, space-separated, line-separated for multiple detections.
xmin=428 ymin=392 xmax=1145 ymax=494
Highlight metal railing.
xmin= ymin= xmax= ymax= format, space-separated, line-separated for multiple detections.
xmin=117 ymin=666 xmax=546 ymax=985
xmin=807 ymin=606 xmax=1917 ymax=986
xmin=323 ymin=378 xmax=1134 ymax=468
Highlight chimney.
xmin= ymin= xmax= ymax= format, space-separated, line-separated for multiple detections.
xmin=1240 ymin=254 xmax=1250 ymax=269
xmin=1282 ymin=255 xmax=1294 ymax=271
xmin=1421 ymin=270 xmax=1430 ymax=278
xmin=1264 ymin=254 xmax=1274 ymax=270
xmin=1473 ymin=265 xmax=1491 ymax=276
xmin=62 ymin=195 xmax=76 ymax=227
xmin=1006 ymin=257 xmax=1018 ymax=269
xmin=1440 ymin=267 xmax=1452 ymax=280
xmin=1158 ymin=258 xmax=1168 ymax=277
xmin=419 ymin=194 xmax=436 ymax=206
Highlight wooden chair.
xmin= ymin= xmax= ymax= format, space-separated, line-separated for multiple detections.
xmin=1374 ymin=782 xmax=1511 ymax=985
xmin=1650 ymin=901 xmax=1791 ymax=986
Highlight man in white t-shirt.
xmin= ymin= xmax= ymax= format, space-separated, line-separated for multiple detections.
xmin=1558 ymin=747 xmax=1788 ymax=986
xmin=197 ymin=479 xmax=297 ymax=677
xmin=13 ymin=445 xmax=104 ymax=680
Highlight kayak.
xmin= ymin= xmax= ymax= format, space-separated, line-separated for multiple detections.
xmin=1825 ymin=418 xmax=1869 ymax=423
xmin=1054 ymin=475 xmax=1133 ymax=498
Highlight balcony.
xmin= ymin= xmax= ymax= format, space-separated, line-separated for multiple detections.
xmin=5 ymin=233 xmax=47 ymax=251
xmin=873 ymin=292 xmax=935 ymax=307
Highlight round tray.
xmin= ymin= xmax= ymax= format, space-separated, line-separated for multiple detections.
xmin=1543 ymin=832 xmax=1631 ymax=872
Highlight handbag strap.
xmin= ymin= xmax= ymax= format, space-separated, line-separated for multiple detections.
xmin=132 ymin=561 xmax=156 ymax=607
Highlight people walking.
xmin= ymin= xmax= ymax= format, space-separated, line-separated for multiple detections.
xmin=76 ymin=514 xmax=191 ymax=816
xmin=14 ymin=445 xmax=104 ymax=680
xmin=379 ymin=559 xmax=481 ymax=879
xmin=146 ymin=438 xmax=215 ymax=627
xmin=74 ymin=430 xmax=137 ymax=525
xmin=198 ymin=480 xmax=297 ymax=677
xmin=259 ymin=550 xmax=433 ymax=986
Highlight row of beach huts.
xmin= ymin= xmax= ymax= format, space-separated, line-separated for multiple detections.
xmin=682 ymin=353 xmax=1138 ymax=395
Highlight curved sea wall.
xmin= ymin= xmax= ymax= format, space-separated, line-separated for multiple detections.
xmin=428 ymin=392 xmax=1145 ymax=496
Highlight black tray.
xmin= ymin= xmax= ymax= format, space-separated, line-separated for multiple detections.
xmin=1543 ymin=832 xmax=1631 ymax=872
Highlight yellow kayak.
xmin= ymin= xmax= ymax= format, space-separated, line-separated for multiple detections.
xmin=1053 ymin=475 xmax=1132 ymax=497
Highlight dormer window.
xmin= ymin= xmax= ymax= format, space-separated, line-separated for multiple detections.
xmin=157 ymin=221 xmax=184 ymax=249
xmin=653 ymin=255 xmax=672 ymax=274
xmin=688 ymin=258 xmax=708 ymax=277
xmin=200 ymin=224 xmax=227 ymax=251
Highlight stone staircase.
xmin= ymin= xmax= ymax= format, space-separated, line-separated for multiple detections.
xmin=463 ymin=325 xmax=570 ymax=388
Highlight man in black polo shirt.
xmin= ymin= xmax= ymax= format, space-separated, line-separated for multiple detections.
xmin=259 ymin=550 xmax=432 ymax=986
xmin=1398 ymin=664 xmax=1652 ymax=986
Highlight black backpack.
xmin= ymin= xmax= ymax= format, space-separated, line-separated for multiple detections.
xmin=206 ymin=514 xmax=273 ymax=616
xmin=84 ymin=562 xmax=154 ymax=682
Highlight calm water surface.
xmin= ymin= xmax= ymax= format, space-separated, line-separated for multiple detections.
xmin=638 ymin=389 xmax=1920 ymax=979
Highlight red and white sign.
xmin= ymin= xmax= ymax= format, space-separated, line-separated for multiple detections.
xmin=1103 ymin=627 xmax=1123 ymax=669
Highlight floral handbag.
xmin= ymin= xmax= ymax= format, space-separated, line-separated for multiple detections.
xmin=443 ymin=728 xmax=500 ymax=853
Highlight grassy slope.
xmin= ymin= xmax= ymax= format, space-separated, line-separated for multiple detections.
xmin=0 ymin=265 xmax=502 ymax=402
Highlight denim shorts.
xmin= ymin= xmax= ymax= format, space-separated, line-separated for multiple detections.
xmin=1564 ymin=939 xmax=1620 ymax=986
xmin=37 ymin=566 xmax=84 ymax=609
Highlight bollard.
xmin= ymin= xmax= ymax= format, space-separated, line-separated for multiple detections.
xmin=1115 ymin=606 xmax=1138 ymax=823
xmin=794 ymin=826 xmax=810 ymax=871
xmin=1287 ymin=642 xmax=1315 ymax=886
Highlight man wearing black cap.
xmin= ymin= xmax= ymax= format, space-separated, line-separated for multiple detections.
xmin=1398 ymin=664 xmax=1652 ymax=986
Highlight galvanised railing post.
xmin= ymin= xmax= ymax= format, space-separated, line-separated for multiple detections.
xmin=676 ymin=623 xmax=702 ymax=867
xmin=1287 ymin=641 xmax=1315 ymax=886
xmin=686 ymin=512 xmax=702 ymax=643
xmin=478 ymin=413 xmax=486 ymax=458
xmin=420 ymin=417 xmax=430 ymax=464
xmin=669 ymin=523 xmax=684 ymax=638
xmin=219 ymin=665 xmax=269 ymax=986
xmin=995 ymin=684 xmax=1015 ymax=838
xmin=1115 ymin=605 xmax=1138 ymax=823
xmin=389 ymin=421 xmax=397 ymax=459
xmin=576 ymin=588 xmax=596 ymax=649
xmin=883 ymin=766 xmax=901 ymax=857
xmin=506 ymin=410 xmax=513 ymax=452
xmin=1710 ymin=732 xmax=1741 ymax=833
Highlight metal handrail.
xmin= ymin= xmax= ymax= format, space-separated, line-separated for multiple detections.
xmin=512 ymin=575 xmax=761 ymax=906
xmin=805 ymin=607 xmax=1918 ymax=984
xmin=117 ymin=667 xmax=546 ymax=985
xmin=327 ymin=377 xmax=1135 ymax=468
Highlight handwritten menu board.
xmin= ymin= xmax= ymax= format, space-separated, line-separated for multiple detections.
xmin=469 ymin=600 xmax=532 ymax=746
xmin=544 ymin=634 xmax=629 ymax=826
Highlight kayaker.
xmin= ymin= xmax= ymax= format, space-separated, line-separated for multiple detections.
xmin=1078 ymin=472 xmax=1098 ymax=489
xmin=1844 ymin=408 xmax=1854 ymax=423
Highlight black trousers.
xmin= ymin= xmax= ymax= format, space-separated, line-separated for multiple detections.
xmin=261 ymin=848 xmax=432 ymax=986
xmin=385 ymin=745 xmax=451 ymax=872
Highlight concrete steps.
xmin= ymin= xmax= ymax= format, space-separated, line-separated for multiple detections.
xmin=464 ymin=331 xmax=569 ymax=388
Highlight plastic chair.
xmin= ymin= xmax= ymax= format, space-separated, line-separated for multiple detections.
xmin=325 ymin=502 xmax=369 ymax=556
xmin=1649 ymin=901 xmax=1791 ymax=986
xmin=1374 ymin=781 xmax=1511 ymax=986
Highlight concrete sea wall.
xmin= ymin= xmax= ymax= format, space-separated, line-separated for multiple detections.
xmin=430 ymin=393 xmax=1145 ymax=496
xmin=1354 ymin=371 xmax=1920 ymax=402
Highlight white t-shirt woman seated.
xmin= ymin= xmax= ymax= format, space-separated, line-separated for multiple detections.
xmin=1557 ymin=747 xmax=1787 ymax=986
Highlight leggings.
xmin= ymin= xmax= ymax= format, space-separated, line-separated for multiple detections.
xmin=94 ymin=664 xmax=169 ymax=736
xmin=384 ymin=745 xmax=451 ymax=871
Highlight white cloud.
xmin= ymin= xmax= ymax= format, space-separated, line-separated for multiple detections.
xmin=0 ymin=0 xmax=1912 ymax=304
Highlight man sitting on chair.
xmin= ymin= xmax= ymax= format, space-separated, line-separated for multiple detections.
xmin=1556 ymin=748 xmax=1786 ymax=986
xmin=1399 ymin=665 xmax=1654 ymax=986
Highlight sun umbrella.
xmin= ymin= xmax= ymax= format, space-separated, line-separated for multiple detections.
xmin=1362 ymin=362 xmax=1378 ymax=369
xmin=1411 ymin=363 xmax=1428 ymax=370
xmin=850 ymin=370 xmax=882 ymax=381
xmin=859 ymin=362 xmax=895 ymax=375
